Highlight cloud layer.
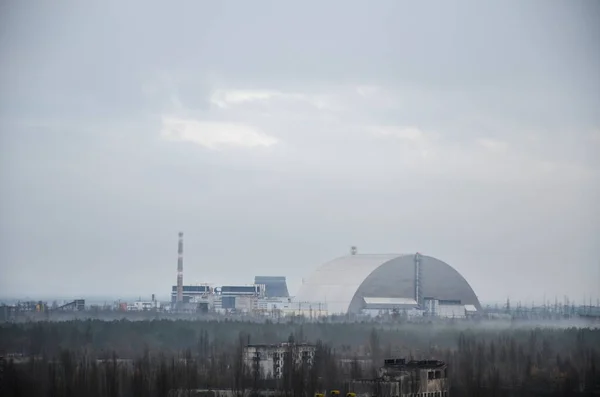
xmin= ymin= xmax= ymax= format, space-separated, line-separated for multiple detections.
xmin=161 ymin=117 xmax=278 ymax=150
xmin=1 ymin=0 xmax=599 ymax=303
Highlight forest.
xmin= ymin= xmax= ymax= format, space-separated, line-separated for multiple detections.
xmin=1 ymin=319 xmax=598 ymax=396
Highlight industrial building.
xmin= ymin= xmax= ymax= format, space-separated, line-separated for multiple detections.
xmin=349 ymin=358 xmax=449 ymax=397
xmin=125 ymin=295 xmax=161 ymax=312
xmin=256 ymin=298 xmax=329 ymax=318
xmin=169 ymin=281 xmax=304 ymax=315
xmin=168 ymin=231 xmax=479 ymax=318
xmin=243 ymin=343 xmax=316 ymax=379
xmin=254 ymin=276 xmax=290 ymax=297
xmin=168 ymin=232 xmax=302 ymax=314
xmin=215 ymin=285 xmax=264 ymax=312
xmin=169 ymin=232 xmax=287 ymax=314
xmin=170 ymin=285 xmax=213 ymax=304
xmin=295 ymin=253 xmax=481 ymax=316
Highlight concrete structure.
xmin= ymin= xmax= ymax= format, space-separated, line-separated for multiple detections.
xmin=215 ymin=295 xmax=256 ymax=313
xmin=424 ymin=298 xmax=471 ymax=318
xmin=243 ymin=343 xmax=316 ymax=379
xmin=254 ymin=298 xmax=329 ymax=318
xmin=254 ymin=276 xmax=290 ymax=297
xmin=126 ymin=301 xmax=161 ymax=311
xmin=214 ymin=285 xmax=263 ymax=313
xmin=0 ymin=305 xmax=17 ymax=322
xmin=171 ymin=285 xmax=213 ymax=304
xmin=219 ymin=285 xmax=263 ymax=298
xmin=349 ymin=358 xmax=449 ymax=397
xmin=55 ymin=299 xmax=86 ymax=311
xmin=296 ymin=253 xmax=481 ymax=315
xmin=166 ymin=282 xmax=328 ymax=316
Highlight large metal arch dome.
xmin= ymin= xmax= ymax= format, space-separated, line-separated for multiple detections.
xmin=295 ymin=253 xmax=481 ymax=314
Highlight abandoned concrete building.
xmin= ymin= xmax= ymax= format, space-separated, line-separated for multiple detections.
xmin=348 ymin=358 xmax=450 ymax=397
xmin=243 ymin=343 xmax=316 ymax=379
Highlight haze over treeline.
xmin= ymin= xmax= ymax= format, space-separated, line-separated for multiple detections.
xmin=1 ymin=319 xmax=599 ymax=396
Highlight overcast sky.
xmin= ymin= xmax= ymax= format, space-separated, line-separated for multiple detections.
xmin=1 ymin=0 xmax=599 ymax=305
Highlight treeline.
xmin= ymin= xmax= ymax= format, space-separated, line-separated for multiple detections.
xmin=0 ymin=319 xmax=462 ymax=358
xmin=444 ymin=330 xmax=599 ymax=396
xmin=1 ymin=320 xmax=599 ymax=396
xmin=1 ymin=336 xmax=343 ymax=397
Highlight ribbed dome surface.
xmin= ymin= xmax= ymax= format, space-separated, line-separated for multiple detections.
xmin=295 ymin=254 xmax=481 ymax=314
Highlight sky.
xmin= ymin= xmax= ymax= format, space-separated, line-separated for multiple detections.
xmin=1 ymin=0 xmax=599 ymax=305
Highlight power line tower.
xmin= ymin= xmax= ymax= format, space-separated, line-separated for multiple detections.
xmin=414 ymin=252 xmax=422 ymax=307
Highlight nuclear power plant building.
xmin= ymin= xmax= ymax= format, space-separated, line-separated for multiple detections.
xmin=295 ymin=253 xmax=481 ymax=316
xmin=254 ymin=276 xmax=289 ymax=297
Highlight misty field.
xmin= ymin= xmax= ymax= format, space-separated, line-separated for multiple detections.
xmin=1 ymin=319 xmax=599 ymax=396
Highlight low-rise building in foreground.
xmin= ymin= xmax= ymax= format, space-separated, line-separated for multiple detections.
xmin=349 ymin=358 xmax=449 ymax=397
xmin=243 ymin=342 xmax=316 ymax=379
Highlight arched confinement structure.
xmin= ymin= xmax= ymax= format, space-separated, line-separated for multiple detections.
xmin=295 ymin=254 xmax=481 ymax=314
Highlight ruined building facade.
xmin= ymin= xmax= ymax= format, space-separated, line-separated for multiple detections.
xmin=349 ymin=358 xmax=449 ymax=397
xmin=243 ymin=343 xmax=315 ymax=379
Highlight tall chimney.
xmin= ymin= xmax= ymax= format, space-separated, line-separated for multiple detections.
xmin=176 ymin=232 xmax=184 ymax=306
